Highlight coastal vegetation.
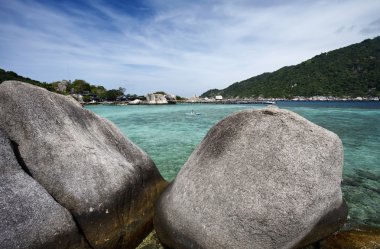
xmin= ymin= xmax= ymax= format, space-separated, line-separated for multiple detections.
xmin=0 ymin=69 xmax=126 ymax=101
xmin=201 ymin=36 xmax=380 ymax=98
xmin=0 ymin=68 xmax=54 ymax=90
xmin=0 ymin=69 xmax=179 ymax=103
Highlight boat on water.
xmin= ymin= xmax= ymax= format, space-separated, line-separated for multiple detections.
xmin=264 ymin=101 xmax=276 ymax=105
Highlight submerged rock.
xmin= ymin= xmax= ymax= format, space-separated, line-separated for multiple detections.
xmin=155 ymin=108 xmax=347 ymax=249
xmin=0 ymin=81 xmax=167 ymax=249
xmin=0 ymin=129 xmax=89 ymax=249
xmin=342 ymin=169 xmax=380 ymax=227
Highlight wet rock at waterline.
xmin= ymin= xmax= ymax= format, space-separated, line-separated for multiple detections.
xmin=0 ymin=81 xmax=167 ymax=249
xmin=320 ymin=225 xmax=380 ymax=249
xmin=136 ymin=230 xmax=165 ymax=249
xmin=0 ymin=130 xmax=90 ymax=249
xmin=155 ymin=108 xmax=347 ymax=249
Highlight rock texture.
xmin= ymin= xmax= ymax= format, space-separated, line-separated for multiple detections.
xmin=0 ymin=129 xmax=89 ymax=249
xmin=0 ymin=81 xmax=167 ymax=249
xmin=155 ymin=108 xmax=347 ymax=249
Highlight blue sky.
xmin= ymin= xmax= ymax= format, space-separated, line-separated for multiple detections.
xmin=1 ymin=0 xmax=380 ymax=97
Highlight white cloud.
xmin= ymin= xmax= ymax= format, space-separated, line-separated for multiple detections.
xmin=0 ymin=0 xmax=379 ymax=97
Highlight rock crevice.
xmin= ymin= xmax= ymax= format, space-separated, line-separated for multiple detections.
xmin=0 ymin=129 xmax=90 ymax=249
xmin=8 ymin=136 xmax=95 ymax=248
xmin=9 ymin=140 xmax=33 ymax=177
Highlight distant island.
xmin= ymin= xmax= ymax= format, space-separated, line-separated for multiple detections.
xmin=201 ymin=36 xmax=380 ymax=99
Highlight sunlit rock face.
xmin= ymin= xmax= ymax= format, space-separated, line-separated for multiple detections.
xmin=155 ymin=108 xmax=347 ymax=249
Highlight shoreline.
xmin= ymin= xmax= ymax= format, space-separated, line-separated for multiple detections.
xmin=82 ymin=98 xmax=380 ymax=106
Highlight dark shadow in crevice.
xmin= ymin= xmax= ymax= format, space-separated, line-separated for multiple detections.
xmin=10 ymin=140 xmax=33 ymax=177
xmin=69 ymin=214 xmax=95 ymax=249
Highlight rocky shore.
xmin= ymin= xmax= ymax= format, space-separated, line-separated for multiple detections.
xmin=184 ymin=96 xmax=379 ymax=104
xmin=1 ymin=81 xmax=379 ymax=249
xmin=84 ymin=96 xmax=379 ymax=107
xmin=82 ymin=93 xmax=177 ymax=106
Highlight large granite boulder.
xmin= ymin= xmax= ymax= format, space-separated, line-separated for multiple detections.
xmin=164 ymin=94 xmax=177 ymax=104
xmin=0 ymin=81 xmax=167 ymax=249
xmin=0 ymin=129 xmax=89 ymax=249
xmin=145 ymin=93 xmax=168 ymax=104
xmin=155 ymin=108 xmax=347 ymax=249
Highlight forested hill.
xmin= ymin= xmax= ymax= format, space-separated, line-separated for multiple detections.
xmin=0 ymin=68 xmax=54 ymax=89
xmin=201 ymin=36 xmax=380 ymax=98
xmin=0 ymin=68 xmax=126 ymax=101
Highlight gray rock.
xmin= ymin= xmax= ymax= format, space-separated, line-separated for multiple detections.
xmin=129 ymin=99 xmax=142 ymax=105
xmin=0 ymin=129 xmax=89 ymax=249
xmin=154 ymin=108 xmax=347 ymax=249
xmin=55 ymin=80 xmax=69 ymax=93
xmin=164 ymin=94 xmax=177 ymax=104
xmin=0 ymin=81 xmax=167 ymax=249
xmin=145 ymin=93 xmax=168 ymax=104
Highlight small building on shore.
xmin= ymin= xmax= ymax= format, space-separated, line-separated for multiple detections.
xmin=215 ymin=95 xmax=223 ymax=100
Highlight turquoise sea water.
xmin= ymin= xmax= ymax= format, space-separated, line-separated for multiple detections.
xmin=86 ymin=102 xmax=380 ymax=227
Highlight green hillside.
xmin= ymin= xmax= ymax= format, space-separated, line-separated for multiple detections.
xmin=201 ymin=37 xmax=380 ymax=98
xmin=0 ymin=69 xmax=131 ymax=101
xmin=0 ymin=68 xmax=56 ymax=90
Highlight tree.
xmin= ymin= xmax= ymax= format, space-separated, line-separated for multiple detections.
xmin=104 ymin=89 xmax=123 ymax=101
xmin=71 ymin=79 xmax=91 ymax=94
xmin=118 ymin=87 xmax=126 ymax=94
